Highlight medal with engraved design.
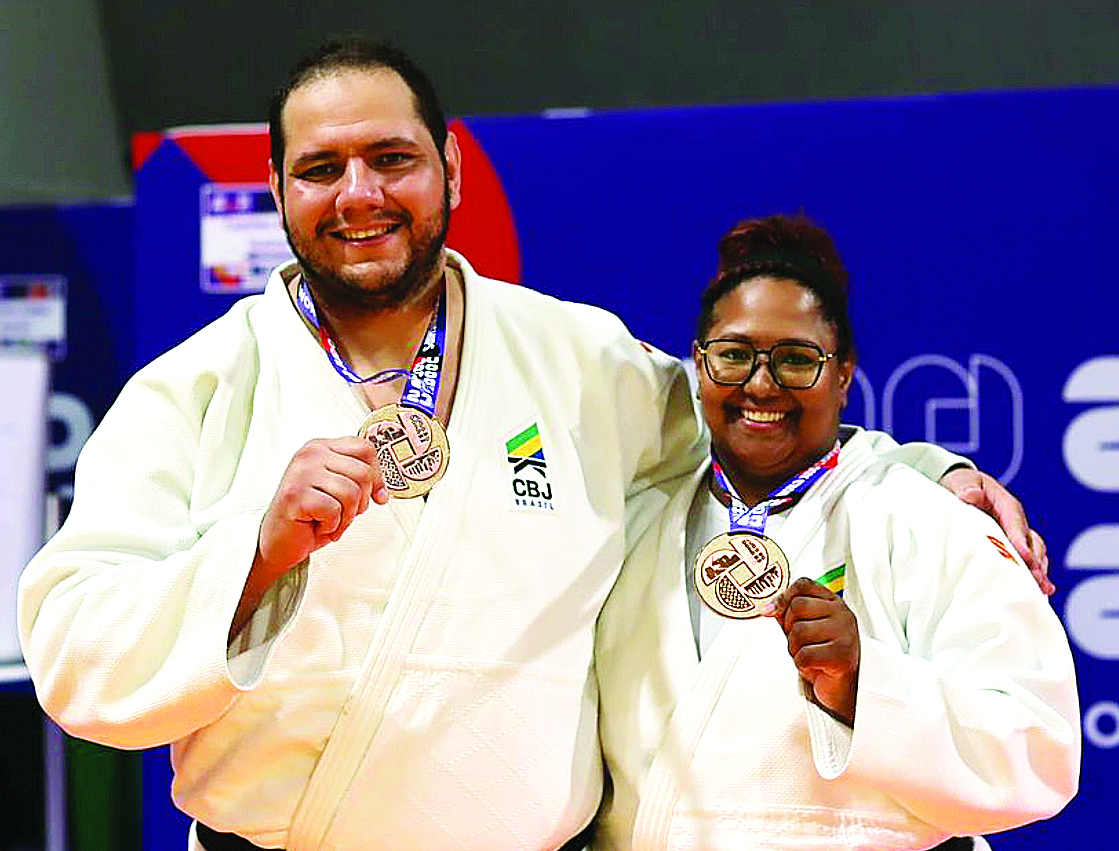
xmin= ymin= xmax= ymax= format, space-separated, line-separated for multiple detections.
xmin=294 ymin=275 xmax=453 ymax=500
xmin=358 ymin=404 xmax=449 ymax=499
xmin=694 ymin=531 xmax=790 ymax=619
xmin=698 ymin=444 xmax=840 ymax=619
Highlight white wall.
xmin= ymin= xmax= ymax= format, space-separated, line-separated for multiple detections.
xmin=0 ymin=348 xmax=49 ymax=662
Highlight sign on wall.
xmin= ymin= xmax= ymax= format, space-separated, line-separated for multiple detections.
xmin=199 ymin=183 xmax=290 ymax=293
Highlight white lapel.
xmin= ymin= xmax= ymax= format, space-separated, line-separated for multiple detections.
xmin=633 ymin=434 xmax=881 ymax=849
xmin=285 ymin=253 xmax=487 ymax=850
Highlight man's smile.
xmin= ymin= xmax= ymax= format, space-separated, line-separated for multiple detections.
xmin=330 ymin=222 xmax=404 ymax=243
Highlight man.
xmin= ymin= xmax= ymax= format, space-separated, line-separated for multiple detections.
xmin=18 ymin=37 xmax=1049 ymax=851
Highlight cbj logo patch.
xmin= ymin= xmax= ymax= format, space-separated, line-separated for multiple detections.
xmin=505 ymin=422 xmax=556 ymax=511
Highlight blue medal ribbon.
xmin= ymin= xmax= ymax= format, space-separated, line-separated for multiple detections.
xmin=296 ymin=277 xmax=446 ymax=418
xmin=711 ymin=442 xmax=841 ymax=537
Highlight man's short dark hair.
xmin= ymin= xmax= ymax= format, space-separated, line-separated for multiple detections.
xmin=268 ymin=36 xmax=449 ymax=174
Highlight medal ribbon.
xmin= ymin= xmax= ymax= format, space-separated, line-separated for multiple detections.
xmin=711 ymin=442 xmax=841 ymax=537
xmin=296 ymin=278 xmax=446 ymax=418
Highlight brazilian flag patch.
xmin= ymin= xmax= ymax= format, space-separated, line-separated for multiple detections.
xmin=816 ymin=563 xmax=846 ymax=596
xmin=506 ymin=422 xmax=546 ymax=473
xmin=505 ymin=422 xmax=556 ymax=511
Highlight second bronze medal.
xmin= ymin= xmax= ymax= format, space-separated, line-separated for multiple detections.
xmin=693 ymin=532 xmax=789 ymax=619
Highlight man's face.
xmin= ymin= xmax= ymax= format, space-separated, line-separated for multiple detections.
xmin=269 ymin=68 xmax=462 ymax=310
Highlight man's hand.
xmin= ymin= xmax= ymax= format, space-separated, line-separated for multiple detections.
xmin=231 ymin=437 xmax=387 ymax=639
xmin=766 ymin=578 xmax=860 ymax=726
xmin=939 ymin=468 xmax=1054 ymax=595
xmin=258 ymin=437 xmax=388 ymax=575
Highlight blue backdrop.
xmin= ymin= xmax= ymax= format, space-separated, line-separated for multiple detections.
xmin=465 ymin=91 xmax=1119 ymax=850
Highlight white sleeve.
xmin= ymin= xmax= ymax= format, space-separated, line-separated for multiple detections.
xmin=860 ymin=428 xmax=973 ymax=482
xmin=824 ymin=477 xmax=1080 ymax=834
xmin=613 ymin=339 xmax=708 ymax=551
xmin=17 ymin=365 xmax=304 ymax=749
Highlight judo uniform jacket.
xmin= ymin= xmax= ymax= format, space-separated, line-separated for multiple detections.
xmin=19 ymin=252 xmax=706 ymax=850
xmin=595 ymin=428 xmax=1080 ymax=851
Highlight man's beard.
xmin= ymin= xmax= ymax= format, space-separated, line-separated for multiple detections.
xmin=283 ymin=188 xmax=450 ymax=313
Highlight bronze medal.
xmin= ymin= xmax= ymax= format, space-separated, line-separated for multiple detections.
xmin=693 ymin=532 xmax=789 ymax=619
xmin=358 ymin=403 xmax=449 ymax=499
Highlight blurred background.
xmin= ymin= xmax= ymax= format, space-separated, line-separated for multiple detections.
xmin=2 ymin=1 xmax=1117 ymax=849
xmin=6 ymin=0 xmax=1119 ymax=205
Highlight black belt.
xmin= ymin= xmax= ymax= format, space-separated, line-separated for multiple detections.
xmin=196 ymin=819 xmax=596 ymax=851
xmin=199 ymin=822 xmax=965 ymax=851
xmin=933 ymin=839 xmax=975 ymax=851
xmin=197 ymin=824 xmax=269 ymax=851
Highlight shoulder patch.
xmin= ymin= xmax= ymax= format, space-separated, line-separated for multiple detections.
xmin=987 ymin=535 xmax=1018 ymax=562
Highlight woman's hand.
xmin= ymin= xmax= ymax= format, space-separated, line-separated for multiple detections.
xmin=767 ymin=577 xmax=860 ymax=726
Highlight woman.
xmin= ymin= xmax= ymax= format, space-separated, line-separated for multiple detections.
xmin=594 ymin=214 xmax=1079 ymax=850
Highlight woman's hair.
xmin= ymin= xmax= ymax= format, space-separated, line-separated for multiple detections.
xmin=696 ymin=213 xmax=855 ymax=360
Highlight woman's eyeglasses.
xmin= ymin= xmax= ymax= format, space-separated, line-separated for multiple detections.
xmin=696 ymin=339 xmax=836 ymax=389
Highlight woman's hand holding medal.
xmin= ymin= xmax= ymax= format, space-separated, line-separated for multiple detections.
xmin=766 ymin=577 xmax=860 ymax=727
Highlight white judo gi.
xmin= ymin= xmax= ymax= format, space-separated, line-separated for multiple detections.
xmin=595 ymin=427 xmax=1080 ymax=851
xmin=18 ymin=252 xmax=706 ymax=850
